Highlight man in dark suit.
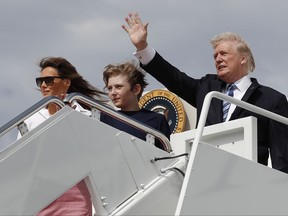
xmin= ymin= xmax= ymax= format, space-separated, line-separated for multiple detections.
xmin=122 ymin=12 xmax=288 ymax=174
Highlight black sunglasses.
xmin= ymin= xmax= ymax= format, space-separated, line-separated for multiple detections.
xmin=35 ymin=76 xmax=63 ymax=87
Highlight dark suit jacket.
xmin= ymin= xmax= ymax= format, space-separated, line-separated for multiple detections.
xmin=142 ymin=52 xmax=288 ymax=173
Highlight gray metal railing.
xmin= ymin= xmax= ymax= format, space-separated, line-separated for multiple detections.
xmin=0 ymin=96 xmax=65 ymax=137
xmin=175 ymin=91 xmax=288 ymax=215
xmin=193 ymin=91 xmax=288 ymax=152
xmin=64 ymin=93 xmax=172 ymax=152
xmin=0 ymin=93 xmax=172 ymax=152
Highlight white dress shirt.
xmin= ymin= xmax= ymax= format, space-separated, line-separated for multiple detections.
xmin=224 ymin=75 xmax=252 ymax=121
xmin=134 ymin=45 xmax=156 ymax=65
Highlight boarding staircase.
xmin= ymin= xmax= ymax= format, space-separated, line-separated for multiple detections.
xmin=0 ymin=92 xmax=288 ymax=215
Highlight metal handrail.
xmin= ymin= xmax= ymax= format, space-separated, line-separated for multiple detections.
xmin=175 ymin=91 xmax=288 ymax=215
xmin=194 ymin=91 xmax=288 ymax=151
xmin=64 ymin=93 xmax=172 ymax=152
xmin=0 ymin=96 xmax=65 ymax=137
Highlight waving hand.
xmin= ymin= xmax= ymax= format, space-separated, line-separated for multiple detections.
xmin=122 ymin=12 xmax=149 ymax=51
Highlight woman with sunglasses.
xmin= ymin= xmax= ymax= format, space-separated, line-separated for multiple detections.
xmin=35 ymin=57 xmax=106 ymax=116
xmin=18 ymin=57 xmax=106 ymax=216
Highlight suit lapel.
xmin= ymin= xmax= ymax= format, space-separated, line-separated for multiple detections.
xmin=230 ymin=78 xmax=260 ymax=120
xmin=209 ymin=79 xmax=226 ymax=123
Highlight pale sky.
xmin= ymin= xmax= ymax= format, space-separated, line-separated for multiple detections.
xmin=1 ymin=0 xmax=288 ymax=146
